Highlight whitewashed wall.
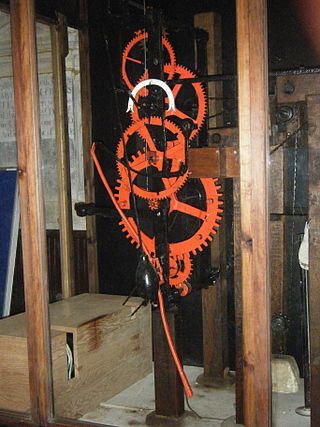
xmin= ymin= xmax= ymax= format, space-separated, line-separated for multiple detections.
xmin=0 ymin=12 xmax=85 ymax=230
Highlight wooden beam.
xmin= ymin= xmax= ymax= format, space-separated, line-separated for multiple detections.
xmin=51 ymin=14 xmax=75 ymax=298
xmin=10 ymin=0 xmax=54 ymax=424
xmin=236 ymin=0 xmax=271 ymax=426
xmin=200 ymin=204 xmax=229 ymax=384
xmin=233 ymin=179 xmax=244 ymax=424
xmin=277 ymin=74 xmax=320 ymax=103
xmin=194 ymin=12 xmax=223 ymax=129
xmin=152 ymin=309 xmax=184 ymax=417
xmin=79 ymin=0 xmax=99 ymax=293
xmin=189 ymin=147 xmax=239 ymax=178
xmin=194 ymin=12 xmax=230 ymax=388
xmin=307 ymin=94 xmax=320 ymax=427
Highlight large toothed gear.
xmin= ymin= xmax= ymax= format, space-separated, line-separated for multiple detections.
xmin=130 ymin=64 xmax=207 ymax=141
xmin=115 ymin=179 xmax=193 ymax=294
xmin=116 ymin=117 xmax=188 ymax=200
xmin=122 ymin=30 xmax=176 ymax=91
xmin=166 ymin=178 xmax=223 ymax=256
xmin=115 ymin=176 xmax=223 ymax=257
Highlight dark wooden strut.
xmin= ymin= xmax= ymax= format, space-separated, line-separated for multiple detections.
xmin=236 ymin=0 xmax=271 ymax=426
xmin=79 ymin=0 xmax=100 ymax=293
xmin=10 ymin=0 xmax=54 ymax=424
xmin=145 ymin=6 xmax=185 ymax=418
xmin=307 ymin=95 xmax=320 ymax=427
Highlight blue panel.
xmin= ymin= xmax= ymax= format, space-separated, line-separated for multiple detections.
xmin=0 ymin=170 xmax=17 ymax=315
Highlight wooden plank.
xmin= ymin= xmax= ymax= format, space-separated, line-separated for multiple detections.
xmin=270 ymin=216 xmax=285 ymax=315
xmin=0 ymin=294 xmax=152 ymax=419
xmin=208 ymin=127 xmax=239 ymax=146
xmin=194 ymin=12 xmax=223 ymax=129
xmin=0 ymin=410 xmax=33 ymax=427
xmin=277 ymin=75 xmax=320 ymax=103
xmin=51 ymin=14 xmax=75 ymax=298
xmin=79 ymin=0 xmax=99 ymax=293
xmin=201 ymin=205 xmax=228 ymax=382
xmin=53 ymin=299 xmax=151 ymax=418
xmin=189 ymin=147 xmax=239 ymax=178
xmin=236 ymin=0 xmax=271 ymax=426
xmin=0 ymin=329 xmax=65 ymax=414
xmin=152 ymin=309 xmax=184 ymax=417
xmin=49 ymin=293 xmax=141 ymax=331
xmin=307 ymin=94 xmax=320 ymax=427
xmin=194 ymin=12 xmax=229 ymax=389
xmin=269 ymin=147 xmax=284 ymax=214
xmin=10 ymin=0 xmax=54 ymax=423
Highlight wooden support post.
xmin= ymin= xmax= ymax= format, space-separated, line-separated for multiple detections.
xmin=307 ymin=95 xmax=320 ymax=427
xmin=51 ymin=14 xmax=75 ymax=299
xmin=10 ymin=0 xmax=54 ymax=423
xmin=200 ymin=212 xmax=229 ymax=385
xmin=194 ymin=12 xmax=223 ymax=129
xmin=236 ymin=0 xmax=271 ymax=426
xmin=233 ymin=179 xmax=244 ymax=424
xmin=151 ymin=309 xmax=184 ymax=418
xmin=79 ymin=0 xmax=99 ymax=293
xmin=194 ymin=12 xmax=230 ymax=387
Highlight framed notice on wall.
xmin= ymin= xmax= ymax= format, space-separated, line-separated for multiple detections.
xmin=0 ymin=169 xmax=20 ymax=317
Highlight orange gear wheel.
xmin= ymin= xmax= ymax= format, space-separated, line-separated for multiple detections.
xmin=169 ymin=254 xmax=192 ymax=284
xmin=122 ymin=30 xmax=176 ymax=91
xmin=130 ymin=64 xmax=207 ymax=141
xmin=116 ymin=117 xmax=188 ymax=200
xmin=115 ymin=177 xmax=223 ymax=257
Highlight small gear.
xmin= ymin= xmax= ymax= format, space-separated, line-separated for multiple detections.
xmin=130 ymin=64 xmax=207 ymax=140
xmin=148 ymin=199 xmax=160 ymax=210
xmin=116 ymin=117 xmax=188 ymax=200
xmin=169 ymin=254 xmax=193 ymax=287
xmin=122 ymin=30 xmax=176 ymax=91
xmin=115 ymin=177 xmax=223 ymax=257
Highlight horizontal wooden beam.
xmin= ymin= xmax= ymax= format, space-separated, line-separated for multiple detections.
xmin=208 ymin=127 xmax=239 ymax=146
xmin=189 ymin=147 xmax=239 ymax=178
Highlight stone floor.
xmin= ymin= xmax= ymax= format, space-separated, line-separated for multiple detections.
xmin=81 ymin=366 xmax=310 ymax=427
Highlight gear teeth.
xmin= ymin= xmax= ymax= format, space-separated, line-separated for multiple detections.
xmin=122 ymin=31 xmax=176 ymax=90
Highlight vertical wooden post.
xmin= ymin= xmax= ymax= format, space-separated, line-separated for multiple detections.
xmin=10 ymin=0 xmax=54 ymax=424
xmin=79 ymin=0 xmax=99 ymax=293
xmin=233 ymin=179 xmax=244 ymax=424
xmin=194 ymin=12 xmax=223 ymax=130
xmin=194 ymin=12 xmax=229 ymax=386
xmin=51 ymin=14 xmax=75 ymax=299
xmin=151 ymin=309 xmax=184 ymax=418
xmin=236 ymin=0 xmax=271 ymax=426
xmin=307 ymin=95 xmax=320 ymax=427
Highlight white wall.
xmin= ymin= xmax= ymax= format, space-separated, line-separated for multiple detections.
xmin=0 ymin=12 xmax=85 ymax=230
